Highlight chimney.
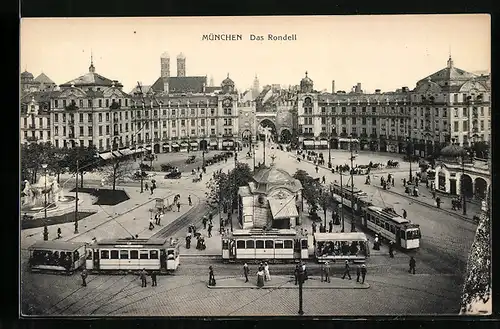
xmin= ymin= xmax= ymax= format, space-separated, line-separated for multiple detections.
xmin=375 ymin=89 xmax=381 ymax=94
xmin=331 ymin=80 xmax=335 ymax=93
xmin=356 ymin=83 xmax=362 ymax=93
xmin=402 ymin=86 xmax=409 ymax=93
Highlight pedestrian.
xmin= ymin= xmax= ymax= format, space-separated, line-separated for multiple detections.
xmin=373 ymin=234 xmax=380 ymax=250
xmin=436 ymin=197 xmax=441 ymax=209
xmin=207 ymin=223 xmax=213 ymax=238
xmin=208 ymin=266 xmax=216 ymax=286
xmin=432 ymin=191 xmax=436 ymax=199
xmin=322 ymin=175 xmax=326 ymax=184
xmin=328 ymin=220 xmax=333 ymax=233
xmin=361 ymin=264 xmax=367 ymax=283
xmin=154 ymin=212 xmax=159 ymax=225
xmin=403 ymin=178 xmax=406 ymax=187
xmin=312 ymin=222 xmax=317 ymax=233
xmin=177 ymin=202 xmax=181 ymax=212
xmin=402 ymin=209 xmax=407 ymax=219
xmin=342 ymin=260 xmax=352 ymax=280
xmin=301 ymin=262 xmax=308 ymax=281
xmin=324 ymin=261 xmax=330 ymax=283
xmin=257 ymin=267 xmax=265 ymax=288
xmin=140 ymin=268 xmax=147 ymax=287
xmin=294 ymin=264 xmax=300 ymax=285
xmin=57 ymin=227 xmax=62 ymax=239
xmin=243 ymin=263 xmax=249 ymax=283
xmin=356 ymin=265 xmax=361 ymax=282
xmin=315 ymin=166 xmax=319 ymax=173
xmin=409 ymin=256 xmax=416 ymax=274
xmin=145 ymin=182 xmax=149 ymax=191
xmin=392 ymin=177 xmax=395 ymax=187
xmin=389 ymin=241 xmax=394 ymax=258
xmin=188 ymin=195 xmax=192 ymax=206
xmin=319 ymin=223 xmax=325 ymax=233
xmin=202 ymin=216 xmax=208 ymax=229
xmin=264 ymin=262 xmax=271 ymax=281
xmin=151 ymin=271 xmax=157 ymax=287
xmin=81 ymin=269 xmax=88 ymax=287
xmin=150 ymin=186 xmax=154 ymax=195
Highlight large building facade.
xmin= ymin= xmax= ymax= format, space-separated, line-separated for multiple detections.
xmin=296 ymin=57 xmax=491 ymax=157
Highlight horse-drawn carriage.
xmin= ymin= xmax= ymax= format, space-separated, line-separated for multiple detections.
xmin=165 ymin=170 xmax=181 ymax=179
xmin=386 ymin=160 xmax=400 ymax=168
xmin=186 ymin=155 xmax=196 ymax=164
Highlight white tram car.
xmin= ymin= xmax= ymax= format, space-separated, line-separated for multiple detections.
xmin=222 ymin=229 xmax=309 ymax=263
xmin=362 ymin=206 xmax=421 ymax=249
xmin=28 ymin=241 xmax=87 ymax=274
xmin=85 ymin=237 xmax=180 ymax=274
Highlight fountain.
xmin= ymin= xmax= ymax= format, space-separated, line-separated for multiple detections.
xmin=21 ymin=175 xmax=75 ymax=213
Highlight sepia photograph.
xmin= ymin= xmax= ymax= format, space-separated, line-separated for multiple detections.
xmin=19 ymin=15 xmax=491 ymax=317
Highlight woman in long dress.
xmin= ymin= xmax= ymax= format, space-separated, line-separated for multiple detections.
xmin=257 ymin=269 xmax=265 ymax=288
xmin=264 ymin=262 xmax=271 ymax=281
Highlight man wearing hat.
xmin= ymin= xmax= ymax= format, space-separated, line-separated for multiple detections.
xmin=341 ymin=260 xmax=351 ymax=280
xmin=324 ymin=261 xmax=331 ymax=283
xmin=360 ymin=264 xmax=367 ymax=284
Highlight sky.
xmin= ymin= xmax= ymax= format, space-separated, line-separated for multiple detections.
xmin=20 ymin=15 xmax=490 ymax=94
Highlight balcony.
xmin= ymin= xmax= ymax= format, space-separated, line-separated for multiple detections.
xmin=26 ymin=136 xmax=38 ymax=142
xmin=65 ymin=103 xmax=79 ymax=111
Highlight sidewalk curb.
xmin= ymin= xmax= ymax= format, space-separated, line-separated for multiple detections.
xmin=206 ymin=284 xmax=370 ymax=289
xmin=375 ymin=186 xmax=477 ymax=223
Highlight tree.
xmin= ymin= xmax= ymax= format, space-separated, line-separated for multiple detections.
xmin=47 ymin=146 xmax=70 ymax=183
xmin=293 ymin=169 xmax=322 ymax=211
xmin=21 ymin=142 xmax=55 ymax=183
xmin=100 ymin=158 xmax=134 ymax=191
xmin=468 ymin=141 xmax=489 ymax=159
xmin=318 ymin=189 xmax=334 ymax=226
xmin=66 ymin=145 xmax=99 ymax=188
xmin=205 ymin=171 xmax=230 ymax=210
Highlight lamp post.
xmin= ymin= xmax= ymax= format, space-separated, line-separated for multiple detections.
xmin=340 ymin=171 xmax=344 ymax=233
xmin=41 ymin=163 xmax=48 ymax=240
xmin=407 ymin=120 xmax=413 ymax=182
xmin=298 ymin=267 xmax=304 ymax=315
xmin=349 ymin=134 xmax=356 ymax=232
xmin=461 ymin=151 xmax=470 ymax=216
xmin=74 ymin=158 xmax=79 ymax=234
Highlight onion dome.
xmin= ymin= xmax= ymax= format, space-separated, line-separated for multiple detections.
xmin=440 ymin=145 xmax=467 ymax=158
xmin=21 ymin=70 xmax=34 ymax=79
xmin=222 ymin=73 xmax=235 ymax=87
xmin=300 ymin=71 xmax=313 ymax=92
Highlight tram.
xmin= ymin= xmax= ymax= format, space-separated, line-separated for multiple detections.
xmin=85 ymin=237 xmax=180 ymax=274
xmin=28 ymin=241 xmax=87 ymax=274
xmin=313 ymin=232 xmax=370 ymax=263
xmin=221 ymin=229 xmax=309 ymax=263
xmin=362 ymin=206 xmax=421 ymax=249
xmin=330 ymin=183 xmax=370 ymax=214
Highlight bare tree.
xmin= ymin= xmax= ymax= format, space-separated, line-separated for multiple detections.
xmin=100 ymin=158 xmax=134 ymax=191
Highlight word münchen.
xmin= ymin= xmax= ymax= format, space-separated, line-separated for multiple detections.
xmin=201 ymin=34 xmax=298 ymax=41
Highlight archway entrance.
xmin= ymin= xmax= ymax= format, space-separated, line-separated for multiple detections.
xmin=474 ymin=177 xmax=488 ymax=199
xmin=258 ymin=119 xmax=277 ymax=142
xmin=461 ymin=174 xmax=473 ymax=198
xmin=280 ymin=129 xmax=292 ymax=143
xmin=154 ymin=143 xmax=160 ymax=154
xmin=199 ymin=140 xmax=208 ymax=151
xmin=241 ymin=130 xmax=252 ymax=147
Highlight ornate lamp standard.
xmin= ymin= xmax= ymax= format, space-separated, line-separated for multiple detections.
xmin=41 ymin=163 xmax=48 ymax=240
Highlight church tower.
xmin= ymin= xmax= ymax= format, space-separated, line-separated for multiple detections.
xmin=177 ymin=53 xmax=186 ymax=77
xmin=252 ymin=74 xmax=260 ymax=99
xmin=160 ymin=52 xmax=170 ymax=92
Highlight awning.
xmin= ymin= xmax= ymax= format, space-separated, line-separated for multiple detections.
xmin=222 ymin=141 xmax=234 ymax=146
xmin=119 ymin=149 xmax=133 ymax=156
xmin=210 ymin=141 xmax=218 ymax=146
xmin=180 ymin=142 xmax=189 ymax=147
xmin=162 ymin=143 xmax=170 ymax=149
xmin=314 ymin=141 xmax=321 ymax=146
xmin=112 ymin=151 xmax=122 ymax=158
xmin=303 ymin=140 xmax=314 ymax=146
xmin=339 ymin=138 xmax=359 ymax=143
xmin=171 ymin=143 xmax=179 ymax=148
xmin=190 ymin=142 xmax=198 ymax=147
xmin=145 ymin=145 xmax=152 ymax=150
xmin=99 ymin=152 xmax=113 ymax=160
xmin=268 ymin=197 xmax=299 ymax=220
xmin=135 ymin=148 xmax=145 ymax=153
xmin=320 ymin=140 xmax=328 ymax=146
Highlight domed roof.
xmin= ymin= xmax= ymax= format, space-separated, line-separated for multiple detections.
xmin=440 ymin=145 xmax=467 ymax=158
xmin=21 ymin=70 xmax=34 ymax=79
xmin=222 ymin=73 xmax=235 ymax=86
xmin=253 ymin=166 xmax=296 ymax=184
xmin=300 ymin=71 xmax=313 ymax=85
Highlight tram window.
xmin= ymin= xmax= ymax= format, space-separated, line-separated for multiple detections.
xmin=167 ymin=249 xmax=174 ymax=256
xmin=86 ymin=250 xmax=93 ymax=260
xmin=384 ymin=223 xmax=389 ymax=231
xmin=275 ymin=241 xmax=284 ymax=249
xmin=110 ymin=250 xmax=119 ymax=259
xmin=130 ymin=250 xmax=139 ymax=259
xmin=101 ymin=250 xmax=109 ymax=259
xmin=389 ymin=225 xmax=395 ymax=234
xmin=236 ymin=240 xmax=246 ymax=249
xmin=256 ymin=240 xmax=264 ymax=249
xmin=150 ymin=250 xmax=159 ymax=259
xmin=139 ymin=250 xmax=149 ymax=259
xmin=406 ymin=230 xmax=421 ymax=240
xmin=120 ymin=250 xmax=129 ymax=259
xmin=375 ymin=219 xmax=380 ymax=226
xmin=284 ymin=240 xmax=293 ymax=248
xmin=301 ymin=240 xmax=308 ymax=249
xmin=222 ymin=240 xmax=229 ymax=249
xmin=246 ymin=240 xmax=254 ymax=248
xmin=265 ymin=240 xmax=274 ymax=248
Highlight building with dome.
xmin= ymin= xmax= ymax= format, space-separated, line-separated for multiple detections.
xmin=20 ymin=70 xmax=57 ymax=96
xmin=433 ymin=144 xmax=490 ymax=200
xmin=237 ymin=165 xmax=303 ymax=230
xmin=296 ymin=57 xmax=490 ymax=156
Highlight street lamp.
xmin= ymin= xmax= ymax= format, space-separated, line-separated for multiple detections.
xmin=349 ymin=134 xmax=356 ymax=232
xmin=298 ymin=267 xmax=304 ymax=315
xmin=328 ymin=123 xmax=336 ymax=168
xmin=41 ymin=163 xmax=48 ymax=240
xmin=461 ymin=150 xmax=471 ymax=216
xmin=74 ymin=158 xmax=79 ymax=234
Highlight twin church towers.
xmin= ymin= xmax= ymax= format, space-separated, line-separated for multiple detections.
xmin=160 ymin=52 xmax=186 ymax=79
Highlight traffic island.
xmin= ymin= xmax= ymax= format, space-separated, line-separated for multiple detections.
xmin=206 ymin=275 xmax=370 ymax=289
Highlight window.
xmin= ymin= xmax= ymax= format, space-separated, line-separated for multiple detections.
xmin=106 ymin=113 xmax=110 ymax=121
xmin=463 ymin=121 xmax=468 ymax=131
xmin=139 ymin=250 xmax=149 ymax=259
xmin=341 ymin=107 xmax=346 ymax=113
xmin=321 ymin=117 xmax=326 ymax=124
xmin=110 ymin=250 xmax=119 ymax=259
xmin=372 ymin=118 xmax=376 ymax=125
xmin=181 ymin=120 xmax=185 ymax=126
xmin=362 ymin=118 xmax=366 ymax=125
xmin=150 ymin=250 xmax=159 ymax=259
xmin=98 ymin=113 xmax=103 ymax=122
xmin=191 ymin=119 xmax=195 ymax=126
xmin=236 ymin=240 xmax=245 ymax=248
xmin=191 ymin=108 xmax=195 ymax=116
xmin=100 ymin=250 xmax=109 ymax=259
xmin=172 ymin=109 xmax=176 ymax=116
xmin=256 ymin=240 xmax=264 ymax=249
xmin=120 ymin=250 xmax=129 ymax=259
xmin=372 ymin=107 xmax=376 ymax=113
xmin=246 ymin=240 xmax=254 ymax=248
xmin=352 ymin=107 xmax=356 ymax=113
xmin=275 ymin=241 xmax=284 ymax=249
xmin=106 ymin=99 xmax=109 ymax=107
xmin=284 ymin=240 xmax=293 ymax=248
xmin=125 ymin=99 xmax=128 ymax=107
xmin=211 ymin=119 xmax=215 ymax=125
xmin=54 ymin=100 xmax=59 ymax=108
xmin=480 ymin=107 xmax=484 ymax=116
xmin=265 ymin=240 xmax=274 ymax=248
xmin=98 ymin=99 xmax=102 ymax=107
xmin=341 ymin=117 xmax=346 ymax=124
xmin=463 ymin=108 xmax=468 ymax=117
xmin=301 ymin=239 xmax=308 ymax=249
xmin=80 ymin=126 xmax=84 ymax=135
xmin=352 ymin=117 xmax=356 ymax=125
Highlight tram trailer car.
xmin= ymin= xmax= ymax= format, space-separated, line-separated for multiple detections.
xmin=222 ymin=229 xmax=309 ymax=263
xmin=28 ymin=241 xmax=87 ymax=274
xmin=85 ymin=237 xmax=180 ymax=274
xmin=330 ymin=183 xmax=370 ymax=215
